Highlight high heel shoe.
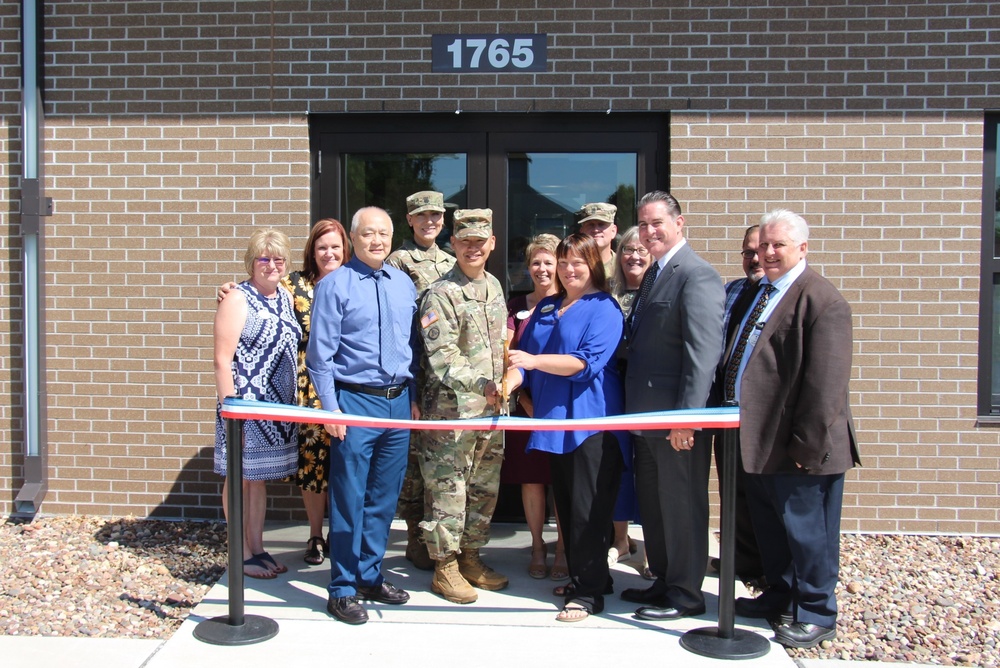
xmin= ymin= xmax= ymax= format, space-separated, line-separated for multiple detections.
xmin=528 ymin=544 xmax=547 ymax=579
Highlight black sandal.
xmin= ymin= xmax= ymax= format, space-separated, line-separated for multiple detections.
xmin=304 ymin=536 xmax=325 ymax=565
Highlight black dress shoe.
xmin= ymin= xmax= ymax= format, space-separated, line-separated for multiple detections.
xmin=326 ymin=595 xmax=369 ymax=624
xmin=620 ymin=584 xmax=666 ymax=604
xmin=735 ymin=594 xmax=790 ymax=619
xmin=634 ymin=603 xmax=706 ymax=621
xmin=357 ymin=580 xmax=410 ymax=605
xmin=774 ymin=622 xmax=836 ymax=648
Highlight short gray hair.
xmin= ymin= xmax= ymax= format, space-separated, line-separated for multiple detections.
xmin=351 ymin=206 xmax=392 ymax=233
xmin=760 ymin=209 xmax=809 ymax=243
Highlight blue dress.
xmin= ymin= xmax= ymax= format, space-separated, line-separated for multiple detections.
xmin=214 ymin=281 xmax=301 ymax=481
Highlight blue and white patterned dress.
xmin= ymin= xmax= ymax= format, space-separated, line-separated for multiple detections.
xmin=214 ymin=281 xmax=301 ymax=480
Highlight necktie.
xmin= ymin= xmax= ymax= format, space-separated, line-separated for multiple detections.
xmin=724 ymin=284 xmax=775 ymax=402
xmin=628 ymin=260 xmax=660 ymax=333
xmin=374 ymin=270 xmax=400 ymax=376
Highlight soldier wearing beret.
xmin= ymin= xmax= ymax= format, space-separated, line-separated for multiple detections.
xmin=387 ymin=191 xmax=457 ymax=572
xmin=417 ymin=208 xmax=508 ymax=604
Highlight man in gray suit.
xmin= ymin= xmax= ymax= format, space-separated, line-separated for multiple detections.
xmin=620 ymin=190 xmax=725 ymax=621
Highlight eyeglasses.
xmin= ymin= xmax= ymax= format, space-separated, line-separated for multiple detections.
xmin=740 ymin=250 xmax=758 ymax=260
xmin=256 ymin=257 xmax=286 ymax=268
xmin=622 ymin=245 xmax=649 ymax=257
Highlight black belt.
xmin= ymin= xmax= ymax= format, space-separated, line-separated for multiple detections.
xmin=338 ymin=382 xmax=406 ymax=400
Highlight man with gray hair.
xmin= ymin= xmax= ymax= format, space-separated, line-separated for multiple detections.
xmin=306 ymin=206 xmax=420 ymax=625
xmin=725 ymin=209 xmax=860 ymax=648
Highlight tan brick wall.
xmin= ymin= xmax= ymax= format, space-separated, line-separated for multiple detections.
xmin=1 ymin=1 xmax=998 ymax=530
xmin=42 ymin=115 xmax=311 ymax=519
xmin=677 ymin=111 xmax=996 ymax=534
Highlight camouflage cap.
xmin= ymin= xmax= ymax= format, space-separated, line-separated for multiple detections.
xmin=453 ymin=208 xmax=493 ymax=239
xmin=406 ymin=190 xmax=446 ymax=215
xmin=577 ymin=202 xmax=617 ymax=225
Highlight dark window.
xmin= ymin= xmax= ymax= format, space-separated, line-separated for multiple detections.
xmin=978 ymin=113 xmax=1000 ymax=417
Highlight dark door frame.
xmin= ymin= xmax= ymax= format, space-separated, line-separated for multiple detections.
xmin=310 ymin=113 xmax=670 ymax=279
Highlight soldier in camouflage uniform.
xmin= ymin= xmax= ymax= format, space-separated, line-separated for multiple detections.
xmin=417 ymin=208 xmax=508 ymax=604
xmin=386 ymin=191 xmax=456 ymax=572
xmin=578 ymin=202 xmax=618 ymax=284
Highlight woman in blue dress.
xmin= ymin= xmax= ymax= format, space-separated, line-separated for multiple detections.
xmin=213 ymin=228 xmax=301 ymax=579
xmin=502 ymin=233 xmax=628 ymax=623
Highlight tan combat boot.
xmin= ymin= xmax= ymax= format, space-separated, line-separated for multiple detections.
xmin=404 ymin=518 xmax=434 ymax=571
xmin=457 ymin=548 xmax=509 ymax=591
xmin=431 ymin=554 xmax=478 ymax=604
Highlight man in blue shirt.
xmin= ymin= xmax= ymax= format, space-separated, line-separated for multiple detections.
xmin=306 ymin=206 xmax=419 ymax=625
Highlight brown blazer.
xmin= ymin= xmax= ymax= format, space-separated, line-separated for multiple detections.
xmin=722 ymin=266 xmax=861 ymax=475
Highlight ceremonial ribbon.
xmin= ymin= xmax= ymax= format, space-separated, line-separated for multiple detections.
xmin=220 ymin=397 xmax=739 ymax=432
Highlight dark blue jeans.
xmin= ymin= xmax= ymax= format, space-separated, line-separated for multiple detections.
xmin=326 ymin=387 xmax=410 ymax=599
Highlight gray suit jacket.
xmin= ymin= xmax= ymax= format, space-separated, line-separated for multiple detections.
xmin=723 ymin=266 xmax=861 ymax=475
xmin=625 ymin=243 xmax=725 ymax=437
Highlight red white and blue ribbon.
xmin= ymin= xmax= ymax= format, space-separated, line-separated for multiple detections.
xmin=220 ymin=397 xmax=739 ymax=432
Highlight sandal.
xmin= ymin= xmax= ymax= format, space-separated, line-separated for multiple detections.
xmin=552 ymin=582 xmax=576 ymax=597
xmin=528 ymin=545 xmax=547 ymax=579
xmin=304 ymin=536 xmax=326 ymax=565
xmin=255 ymin=551 xmax=288 ymax=575
xmin=556 ymin=603 xmax=590 ymax=623
xmin=550 ymin=550 xmax=569 ymax=581
xmin=243 ymin=554 xmax=277 ymax=579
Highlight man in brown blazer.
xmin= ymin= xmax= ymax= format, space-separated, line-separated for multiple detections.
xmin=722 ymin=209 xmax=860 ymax=649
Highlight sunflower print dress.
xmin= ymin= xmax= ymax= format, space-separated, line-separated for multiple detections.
xmin=282 ymin=271 xmax=333 ymax=493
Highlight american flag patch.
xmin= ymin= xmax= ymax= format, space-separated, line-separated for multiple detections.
xmin=421 ymin=311 xmax=439 ymax=328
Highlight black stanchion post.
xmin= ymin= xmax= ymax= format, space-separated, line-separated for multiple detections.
xmin=680 ymin=403 xmax=770 ymax=660
xmin=194 ymin=402 xmax=279 ymax=645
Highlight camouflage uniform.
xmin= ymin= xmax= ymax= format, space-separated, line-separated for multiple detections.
xmin=386 ymin=239 xmax=455 ymax=295
xmin=417 ymin=243 xmax=506 ymax=560
xmin=387 ymin=192 xmax=456 ymax=535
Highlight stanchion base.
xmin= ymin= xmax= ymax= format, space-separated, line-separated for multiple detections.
xmin=193 ymin=614 xmax=279 ymax=646
xmin=680 ymin=626 xmax=771 ymax=660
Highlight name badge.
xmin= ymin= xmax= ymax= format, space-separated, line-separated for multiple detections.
xmin=540 ymin=304 xmax=555 ymax=314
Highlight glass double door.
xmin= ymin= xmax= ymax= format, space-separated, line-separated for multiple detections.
xmin=312 ymin=114 xmax=666 ymax=294
xmin=311 ymin=113 xmax=667 ymax=520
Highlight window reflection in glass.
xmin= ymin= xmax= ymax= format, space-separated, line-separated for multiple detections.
xmin=507 ymin=152 xmax=637 ymax=293
xmin=344 ymin=153 xmax=467 ymax=251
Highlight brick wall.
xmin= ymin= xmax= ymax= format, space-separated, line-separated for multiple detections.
xmin=0 ymin=1 xmax=998 ymax=530
xmin=674 ymin=111 xmax=992 ymax=533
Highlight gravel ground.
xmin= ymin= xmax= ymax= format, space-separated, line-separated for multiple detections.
xmin=0 ymin=515 xmax=227 ymax=638
xmin=0 ymin=516 xmax=997 ymax=665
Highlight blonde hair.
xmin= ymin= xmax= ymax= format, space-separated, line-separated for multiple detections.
xmin=612 ymin=227 xmax=649 ymax=298
xmin=243 ymin=228 xmax=292 ymax=277
xmin=525 ymin=233 xmax=560 ymax=263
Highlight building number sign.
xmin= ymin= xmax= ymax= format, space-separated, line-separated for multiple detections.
xmin=431 ymin=34 xmax=547 ymax=73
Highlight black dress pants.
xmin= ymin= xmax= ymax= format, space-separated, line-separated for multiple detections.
xmin=549 ymin=431 xmax=624 ymax=614
xmin=634 ymin=431 xmax=712 ymax=611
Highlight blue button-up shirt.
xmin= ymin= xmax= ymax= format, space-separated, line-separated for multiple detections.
xmin=306 ymin=255 xmax=418 ymax=412
xmin=729 ymin=259 xmax=806 ymax=402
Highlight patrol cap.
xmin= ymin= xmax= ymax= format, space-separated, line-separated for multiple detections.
xmin=577 ymin=202 xmax=617 ymax=225
xmin=406 ymin=190 xmax=446 ymax=215
xmin=453 ymin=208 xmax=493 ymax=239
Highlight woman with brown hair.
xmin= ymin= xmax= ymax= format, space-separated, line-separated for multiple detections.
xmin=501 ymin=233 xmax=628 ymax=622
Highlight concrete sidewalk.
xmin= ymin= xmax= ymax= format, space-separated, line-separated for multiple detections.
xmin=0 ymin=521 xmax=926 ymax=668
